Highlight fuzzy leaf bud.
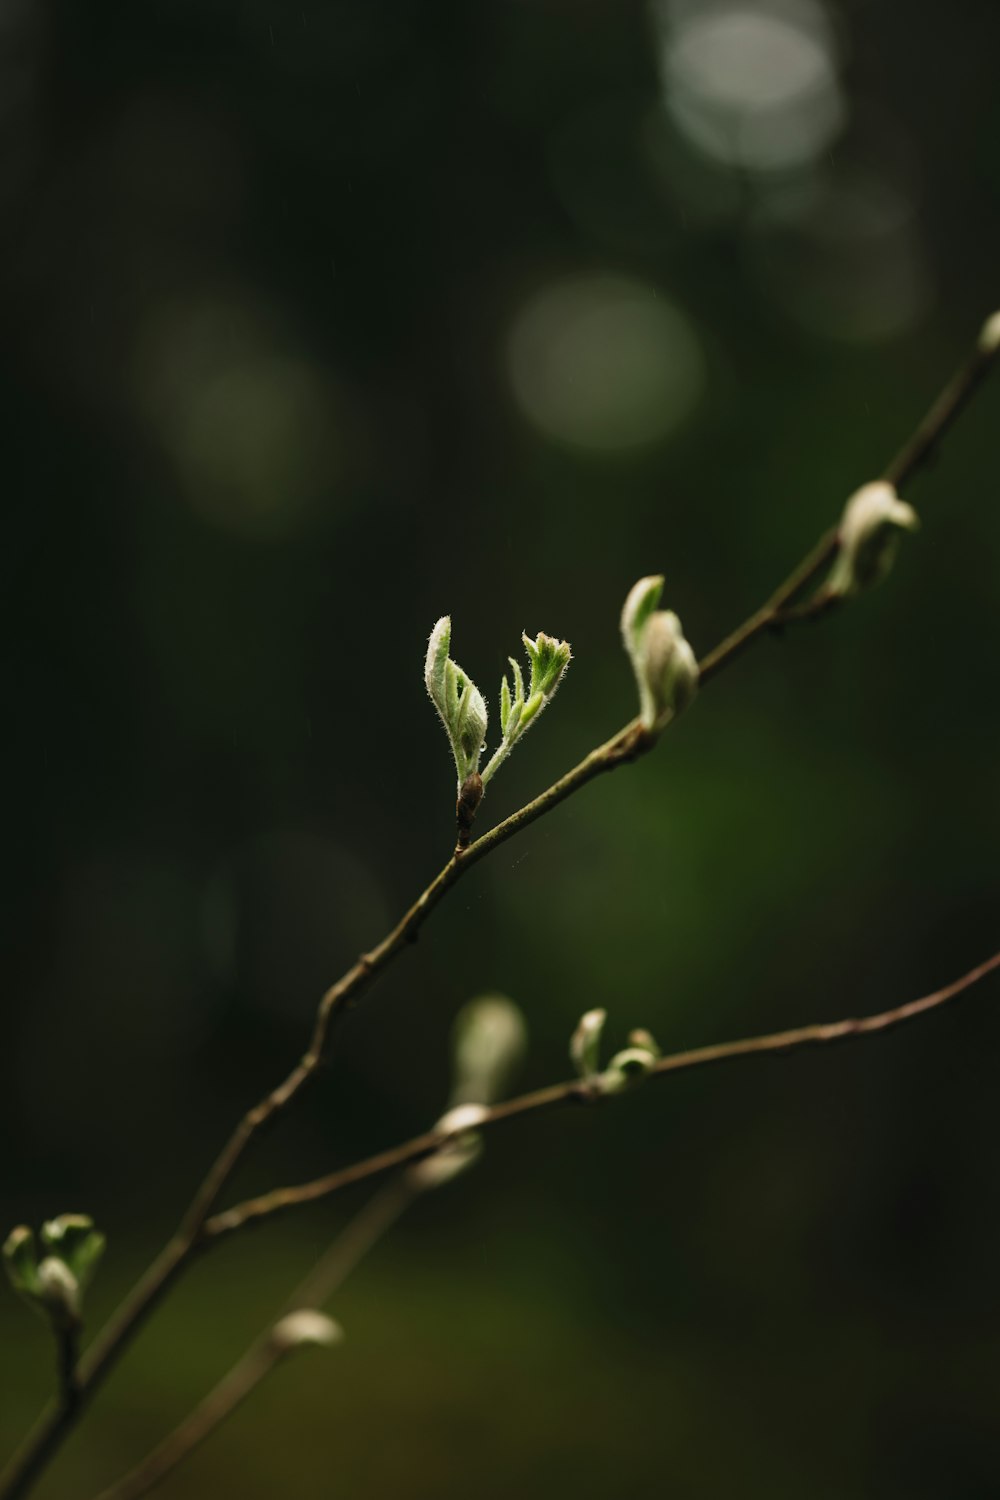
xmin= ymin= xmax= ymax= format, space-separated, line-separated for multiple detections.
xmin=826 ymin=481 xmax=919 ymax=597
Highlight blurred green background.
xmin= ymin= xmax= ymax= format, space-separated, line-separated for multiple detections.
xmin=3 ymin=1 xmax=1000 ymax=1496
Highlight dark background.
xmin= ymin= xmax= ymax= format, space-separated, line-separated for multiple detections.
xmin=3 ymin=2 xmax=1000 ymax=1496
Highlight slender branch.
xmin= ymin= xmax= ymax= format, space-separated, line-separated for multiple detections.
xmin=2 ymin=314 xmax=996 ymax=1500
xmin=94 ymin=944 xmax=1000 ymax=1500
xmin=883 ymin=317 xmax=1000 ymax=489
xmin=204 ymin=948 xmax=1000 ymax=1241
xmin=94 ymin=1179 xmax=416 ymax=1500
xmin=700 ymin=313 xmax=1000 ymax=678
xmin=695 ymin=528 xmax=839 ymax=684
xmin=94 ymin=1340 xmax=288 ymax=1500
xmin=92 ymin=1336 xmax=304 ymax=1500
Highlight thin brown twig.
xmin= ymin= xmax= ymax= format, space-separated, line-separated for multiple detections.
xmin=90 ymin=1336 xmax=307 ymax=1500
xmin=204 ymin=947 xmax=1000 ymax=1241
xmin=700 ymin=315 xmax=1000 ymax=674
xmin=94 ymin=1179 xmax=416 ymax=1500
xmin=1 ymin=314 xmax=996 ymax=1500
xmin=95 ymin=946 xmax=1000 ymax=1500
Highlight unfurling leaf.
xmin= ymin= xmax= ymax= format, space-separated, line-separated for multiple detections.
xmin=425 ymin=617 xmax=489 ymax=792
xmin=480 ymin=631 xmax=572 ymax=787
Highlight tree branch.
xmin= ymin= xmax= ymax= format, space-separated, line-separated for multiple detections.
xmin=93 ymin=1179 xmax=415 ymax=1500
xmin=204 ymin=947 xmax=1000 ymax=1241
xmin=2 ymin=313 xmax=997 ymax=1500
xmin=93 ymin=946 xmax=1000 ymax=1500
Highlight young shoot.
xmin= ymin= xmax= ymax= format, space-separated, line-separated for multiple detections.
xmin=4 ymin=1215 xmax=105 ymax=1333
xmin=569 ymin=1009 xmax=660 ymax=1096
xmin=481 ymin=632 xmax=572 ymax=787
xmin=825 ymin=482 xmax=920 ymax=598
xmin=621 ymin=577 xmax=698 ymax=731
xmin=425 ymin=616 xmax=571 ymax=815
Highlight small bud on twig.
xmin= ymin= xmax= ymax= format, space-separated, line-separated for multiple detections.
xmin=570 ymin=1008 xmax=607 ymax=1079
xmin=270 ymin=1309 xmax=343 ymax=1354
xmin=4 ymin=1215 xmax=105 ymax=1332
xmin=405 ymin=1104 xmax=487 ymax=1192
xmin=406 ymin=1133 xmax=483 ymax=1192
xmin=979 ymin=310 xmax=1000 ymax=355
xmin=425 ymin=617 xmax=489 ymax=793
xmin=627 ymin=1028 xmax=661 ymax=1058
xmin=570 ymin=1009 xmax=660 ymax=1095
xmin=826 ymin=481 xmax=919 ymax=598
xmin=566 ymin=1002 xmax=659 ymax=1098
xmin=450 ymin=994 xmax=528 ymax=1106
xmin=598 ymin=1046 xmax=658 ymax=1095
xmin=435 ymin=1103 xmax=490 ymax=1136
xmin=621 ymin=576 xmax=698 ymax=730
xmin=481 ymin=630 xmax=572 ymax=787
xmin=34 ymin=1259 xmax=81 ymax=1330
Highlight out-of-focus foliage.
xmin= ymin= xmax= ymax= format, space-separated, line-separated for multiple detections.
xmin=3 ymin=2 xmax=1000 ymax=1497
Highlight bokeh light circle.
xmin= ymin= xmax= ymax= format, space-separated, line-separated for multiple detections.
xmin=506 ymin=273 xmax=705 ymax=452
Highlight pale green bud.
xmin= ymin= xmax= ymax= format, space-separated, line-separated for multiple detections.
xmin=425 ymin=617 xmax=489 ymax=791
xmin=979 ymin=310 xmax=1000 ymax=354
xmin=522 ymin=632 xmax=572 ymax=703
xmin=435 ymin=1103 xmax=489 ymax=1136
xmin=270 ymin=1310 xmax=343 ymax=1353
xmin=627 ymin=1027 xmax=661 ymax=1058
xmin=484 ymin=629 xmax=572 ymax=787
xmin=620 ymin=576 xmax=664 ymax=658
xmin=620 ymin=576 xmax=698 ymax=729
xmin=826 ymin=481 xmax=920 ymax=597
xmin=40 ymin=1215 xmax=105 ymax=1293
xmin=406 ymin=1132 xmax=484 ymax=1192
xmin=3 ymin=1226 xmax=38 ymax=1300
xmin=451 ymin=994 xmax=528 ymax=1106
xmin=5 ymin=1215 xmax=104 ymax=1329
xmin=597 ymin=1046 xmax=658 ymax=1095
xmin=407 ymin=1104 xmax=489 ymax=1193
xmin=35 ymin=1257 xmax=81 ymax=1329
xmin=570 ymin=1007 xmax=607 ymax=1079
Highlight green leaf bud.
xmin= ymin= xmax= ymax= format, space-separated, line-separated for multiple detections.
xmin=621 ymin=577 xmax=698 ymax=729
xmin=3 ymin=1226 xmax=39 ymax=1299
xmin=597 ymin=1046 xmax=658 ymax=1095
xmin=34 ymin=1257 xmax=81 ymax=1329
xmin=40 ymin=1215 xmax=105 ymax=1292
xmin=522 ymin=632 xmax=572 ymax=701
xmin=435 ymin=1103 xmax=489 ymax=1137
xmin=570 ymin=1007 xmax=607 ymax=1079
xmin=627 ymin=1028 xmax=661 ymax=1058
xmin=450 ymin=994 xmax=528 ymax=1106
xmin=5 ymin=1215 xmax=104 ymax=1329
xmin=425 ymin=617 xmax=489 ymax=791
xmin=826 ymin=481 xmax=920 ymax=598
xmin=270 ymin=1310 xmax=343 ymax=1353
xmin=482 ymin=630 xmax=571 ymax=787
xmin=979 ymin=310 xmax=1000 ymax=354
xmin=620 ymin=575 xmax=664 ymax=659
xmin=407 ymin=1104 xmax=490 ymax=1192
xmin=406 ymin=1132 xmax=484 ymax=1192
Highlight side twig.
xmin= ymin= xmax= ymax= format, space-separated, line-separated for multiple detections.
xmin=95 ymin=947 xmax=1000 ymax=1500
xmin=204 ymin=948 xmax=1000 ymax=1240
xmin=94 ymin=1179 xmax=415 ymax=1500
